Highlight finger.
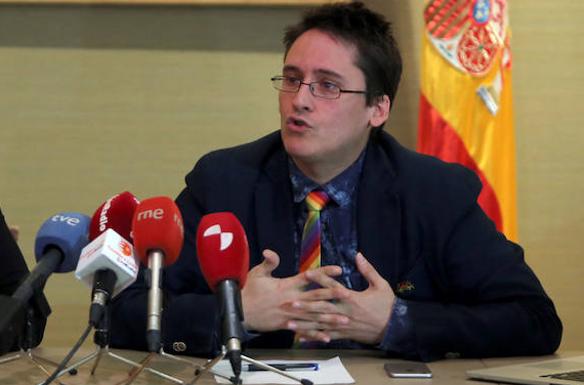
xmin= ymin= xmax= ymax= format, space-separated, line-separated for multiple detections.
xmin=355 ymin=252 xmax=385 ymax=287
xmin=313 ymin=265 xmax=343 ymax=277
xmin=299 ymin=331 xmax=331 ymax=343
xmin=304 ymin=269 xmax=345 ymax=289
xmin=315 ymin=313 xmax=350 ymax=328
xmin=290 ymin=309 xmax=350 ymax=328
xmin=286 ymin=265 xmax=342 ymax=290
xmin=287 ymin=319 xmax=321 ymax=331
xmin=8 ymin=225 xmax=19 ymax=241
xmin=292 ymin=298 xmax=341 ymax=314
xmin=253 ymin=249 xmax=280 ymax=276
xmin=296 ymin=288 xmax=345 ymax=303
xmin=288 ymin=322 xmax=331 ymax=343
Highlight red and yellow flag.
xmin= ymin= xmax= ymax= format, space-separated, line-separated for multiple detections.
xmin=417 ymin=0 xmax=517 ymax=241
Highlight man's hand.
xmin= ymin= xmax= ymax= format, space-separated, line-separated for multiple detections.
xmin=241 ymin=249 xmax=341 ymax=332
xmin=288 ymin=252 xmax=395 ymax=345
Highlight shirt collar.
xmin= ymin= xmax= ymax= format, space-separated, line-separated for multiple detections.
xmin=288 ymin=150 xmax=366 ymax=208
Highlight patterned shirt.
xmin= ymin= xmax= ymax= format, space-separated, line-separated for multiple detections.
xmin=288 ymin=151 xmax=411 ymax=353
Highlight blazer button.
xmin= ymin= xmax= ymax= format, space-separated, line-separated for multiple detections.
xmin=172 ymin=342 xmax=187 ymax=352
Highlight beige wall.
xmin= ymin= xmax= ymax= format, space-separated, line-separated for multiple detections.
xmin=1 ymin=1 xmax=582 ymax=351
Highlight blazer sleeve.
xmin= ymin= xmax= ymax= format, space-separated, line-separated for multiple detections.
xmin=394 ymin=166 xmax=562 ymax=361
xmin=0 ymin=210 xmax=29 ymax=295
xmin=0 ymin=209 xmax=50 ymax=352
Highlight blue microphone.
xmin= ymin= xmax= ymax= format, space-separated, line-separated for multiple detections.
xmin=0 ymin=212 xmax=90 ymax=333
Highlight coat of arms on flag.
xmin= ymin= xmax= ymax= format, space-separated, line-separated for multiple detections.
xmin=418 ymin=0 xmax=518 ymax=241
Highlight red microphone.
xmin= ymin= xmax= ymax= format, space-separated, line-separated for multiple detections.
xmin=89 ymin=191 xmax=139 ymax=242
xmin=196 ymin=212 xmax=249 ymax=377
xmin=196 ymin=212 xmax=249 ymax=290
xmin=132 ymin=196 xmax=183 ymax=352
xmin=76 ymin=191 xmax=140 ymax=326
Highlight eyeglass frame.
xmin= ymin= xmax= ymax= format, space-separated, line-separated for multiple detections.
xmin=270 ymin=75 xmax=368 ymax=100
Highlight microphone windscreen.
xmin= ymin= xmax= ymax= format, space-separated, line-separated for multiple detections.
xmin=76 ymin=228 xmax=139 ymax=296
xmin=89 ymin=191 xmax=139 ymax=242
xmin=132 ymin=196 xmax=183 ymax=266
xmin=196 ymin=212 xmax=249 ymax=290
xmin=34 ymin=213 xmax=91 ymax=272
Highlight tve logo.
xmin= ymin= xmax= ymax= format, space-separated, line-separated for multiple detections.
xmin=51 ymin=214 xmax=81 ymax=226
xmin=203 ymin=224 xmax=233 ymax=251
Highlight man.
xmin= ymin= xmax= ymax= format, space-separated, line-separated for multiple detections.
xmin=0 ymin=208 xmax=49 ymax=355
xmin=111 ymin=2 xmax=561 ymax=361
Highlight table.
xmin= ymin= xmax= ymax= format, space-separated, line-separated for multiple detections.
xmin=0 ymin=347 xmax=580 ymax=385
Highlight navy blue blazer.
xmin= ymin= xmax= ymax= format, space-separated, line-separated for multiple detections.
xmin=110 ymin=130 xmax=562 ymax=361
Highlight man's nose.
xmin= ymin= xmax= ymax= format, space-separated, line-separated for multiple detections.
xmin=292 ymin=82 xmax=315 ymax=112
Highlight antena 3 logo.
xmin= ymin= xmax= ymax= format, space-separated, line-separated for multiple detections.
xmin=203 ymin=224 xmax=233 ymax=251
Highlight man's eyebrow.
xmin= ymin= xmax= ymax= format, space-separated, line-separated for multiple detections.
xmin=313 ymin=69 xmax=344 ymax=81
xmin=282 ymin=65 xmax=302 ymax=74
xmin=281 ymin=66 xmax=345 ymax=82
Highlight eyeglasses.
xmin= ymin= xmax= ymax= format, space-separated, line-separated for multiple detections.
xmin=271 ymin=76 xmax=367 ymax=100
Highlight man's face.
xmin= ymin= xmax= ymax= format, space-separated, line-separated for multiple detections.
xmin=279 ymin=29 xmax=388 ymax=178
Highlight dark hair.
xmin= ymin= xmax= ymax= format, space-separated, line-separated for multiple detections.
xmin=283 ymin=1 xmax=402 ymax=109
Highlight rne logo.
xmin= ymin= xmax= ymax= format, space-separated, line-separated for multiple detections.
xmin=136 ymin=208 xmax=164 ymax=221
xmin=173 ymin=213 xmax=183 ymax=233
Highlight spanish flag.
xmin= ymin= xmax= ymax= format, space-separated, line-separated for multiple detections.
xmin=417 ymin=0 xmax=518 ymax=241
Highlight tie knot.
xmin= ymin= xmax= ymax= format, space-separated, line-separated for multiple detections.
xmin=306 ymin=190 xmax=329 ymax=212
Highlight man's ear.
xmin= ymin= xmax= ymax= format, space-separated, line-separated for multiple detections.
xmin=369 ymin=95 xmax=390 ymax=128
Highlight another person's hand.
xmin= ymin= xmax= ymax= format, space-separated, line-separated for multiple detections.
xmin=289 ymin=252 xmax=395 ymax=345
xmin=8 ymin=225 xmax=19 ymax=242
xmin=241 ymin=249 xmax=340 ymax=332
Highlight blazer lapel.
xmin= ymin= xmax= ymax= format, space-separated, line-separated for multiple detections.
xmin=357 ymin=141 xmax=402 ymax=287
xmin=254 ymin=148 xmax=297 ymax=278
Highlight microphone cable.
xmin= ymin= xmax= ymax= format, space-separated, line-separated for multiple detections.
xmin=41 ymin=323 xmax=93 ymax=385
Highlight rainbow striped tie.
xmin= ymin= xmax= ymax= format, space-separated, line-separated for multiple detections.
xmin=299 ymin=190 xmax=330 ymax=273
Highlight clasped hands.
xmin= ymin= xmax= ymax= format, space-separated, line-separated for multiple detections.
xmin=241 ymin=249 xmax=395 ymax=345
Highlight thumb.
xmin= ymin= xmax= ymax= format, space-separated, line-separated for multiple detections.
xmin=254 ymin=249 xmax=280 ymax=276
xmin=355 ymin=252 xmax=385 ymax=288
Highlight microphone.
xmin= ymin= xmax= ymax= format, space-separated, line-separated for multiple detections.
xmin=196 ymin=212 xmax=249 ymax=378
xmin=88 ymin=191 xmax=138 ymax=241
xmin=0 ymin=212 xmax=90 ymax=334
xmin=75 ymin=191 xmax=140 ymax=326
xmin=132 ymin=196 xmax=183 ymax=353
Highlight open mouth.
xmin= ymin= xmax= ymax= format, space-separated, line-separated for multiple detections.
xmin=287 ymin=117 xmax=310 ymax=129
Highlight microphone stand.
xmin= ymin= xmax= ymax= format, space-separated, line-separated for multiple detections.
xmin=185 ymin=281 xmax=312 ymax=385
xmin=115 ymin=252 xmax=216 ymax=385
xmin=115 ymin=347 xmax=226 ymax=385
xmin=0 ymin=307 xmax=75 ymax=385
xmin=47 ymin=305 xmax=194 ymax=385
xmin=185 ymin=346 xmax=314 ymax=385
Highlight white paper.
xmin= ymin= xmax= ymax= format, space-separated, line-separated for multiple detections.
xmin=212 ymin=356 xmax=355 ymax=384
